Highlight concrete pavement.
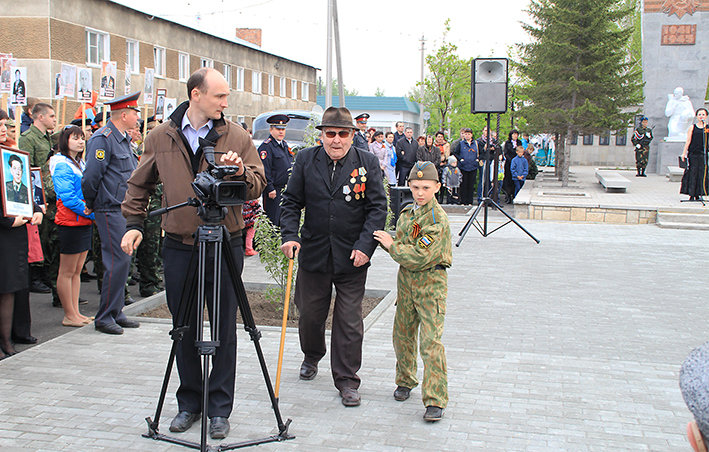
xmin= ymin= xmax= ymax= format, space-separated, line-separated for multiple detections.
xmin=0 ymin=214 xmax=705 ymax=451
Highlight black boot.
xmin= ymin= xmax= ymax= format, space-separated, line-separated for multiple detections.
xmin=640 ymin=168 xmax=646 ymax=177
xmin=636 ymin=167 xmax=641 ymax=177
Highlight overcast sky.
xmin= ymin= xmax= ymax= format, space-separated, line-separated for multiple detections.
xmin=114 ymin=0 xmax=532 ymax=97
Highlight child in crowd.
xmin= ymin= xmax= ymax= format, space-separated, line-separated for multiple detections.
xmin=442 ymin=155 xmax=461 ymax=205
xmin=242 ymin=199 xmax=263 ymax=256
xmin=373 ymin=161 xmax=452 ymax=423
xmin=510 ymin=145 xmax=529 ymax=198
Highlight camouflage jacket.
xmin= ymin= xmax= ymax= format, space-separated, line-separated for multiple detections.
xmin=18 ymin=124 xmax=53 ymax=167
xmin=388 ymin=197 xmax=452 ymax=272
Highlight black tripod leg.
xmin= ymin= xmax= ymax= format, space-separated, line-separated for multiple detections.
xmin=486 ymin=198 xmax=540 ymax=244
xmin=221 ymin=232 xmax=293 ymax=439
xmin=145 ymin=245 xmax=200 ymax=437
xmin=456 ymin=201 xmax=486 ymax=246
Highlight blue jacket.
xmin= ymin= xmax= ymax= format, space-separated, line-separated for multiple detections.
xmin=455 ymin=139 xmax=478 ymax=172
xmin=511 ymin=155 xmax=529 ymax=179
xmin=50 ymin=154 xmax=95 ymax=225
xmin=82 ymin=120 xmax=138 ymax=211
xmin=259 ymin=135 xmax=293 ymax=193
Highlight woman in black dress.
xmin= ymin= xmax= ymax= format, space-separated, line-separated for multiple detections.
xmin=502 ymin=130 xmax=520 ymax=204
xmin=681 ymin=108 xmax=709 ymax=201
xmin=0 ymin=110 xmax=43 ymax=358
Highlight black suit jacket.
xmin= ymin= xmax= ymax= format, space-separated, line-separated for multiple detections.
xmin=395 ymin=138 xmax=418 ymax=168
xmin=280 ymin=145 xmax=387 ymax=274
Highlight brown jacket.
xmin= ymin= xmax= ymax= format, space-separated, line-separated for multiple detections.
xmin=122 ymin=104 xmax=266 ymax=245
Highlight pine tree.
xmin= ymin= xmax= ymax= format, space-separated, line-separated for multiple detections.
xmin=517 ymin=0 xmax=642 ymax=185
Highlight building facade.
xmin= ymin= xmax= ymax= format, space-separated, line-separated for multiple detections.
xmin=0 ymin=0 xmax=317 ymax=125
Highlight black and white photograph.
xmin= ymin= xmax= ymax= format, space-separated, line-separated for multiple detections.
xmin=1 ymin=146 xmax=32 ymax=218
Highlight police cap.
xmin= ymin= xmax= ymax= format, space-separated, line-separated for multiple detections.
xmin=267 ymin=114 xmax=290 ymax=129
xmin=105 ymin=91 xmax=141 ymax=111
xmin=354 ymin=113 xmax=370 ymax=122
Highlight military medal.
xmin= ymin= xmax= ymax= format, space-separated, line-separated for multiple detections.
xmin=417 ymin=170 xmax=423 ymax=178
xmin=361 ymin=176 xmax=367 ymax=182
xmin=350 ymin=168 xmax=359 ymax=184
xmin=343 ymin=185 xmax=352 ymax=202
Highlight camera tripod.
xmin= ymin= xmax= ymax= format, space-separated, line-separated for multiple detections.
xmin=143 ymin=198 xmax=293 ymax=451
xmin=457 ymin=113 xmax=539 ymax=246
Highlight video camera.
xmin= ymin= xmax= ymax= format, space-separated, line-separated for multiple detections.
xmin=192 ymin=137 xmax=246 ymax=207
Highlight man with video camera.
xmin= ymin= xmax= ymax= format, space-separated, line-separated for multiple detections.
xmin=120 ymin=68 xmax=266 ymax=440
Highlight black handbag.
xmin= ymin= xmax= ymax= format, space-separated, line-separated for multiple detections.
xmin=679 ymin=156 xmax=687 ymax=169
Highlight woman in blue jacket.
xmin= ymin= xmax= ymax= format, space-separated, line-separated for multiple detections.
xmin=50 ymin=125 xmax=94 ymax=327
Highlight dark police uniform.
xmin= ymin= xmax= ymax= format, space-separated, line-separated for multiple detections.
xmin=259 ymin=114 xmax=293 ymax=227
xmin=82 ymin=93 xmax=140 ymax=332
xmin=352 ymin=113 xmax=370 ymax=152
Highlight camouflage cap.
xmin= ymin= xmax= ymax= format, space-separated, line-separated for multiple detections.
xmin=408 ymin=161 xmax=439 ymax=182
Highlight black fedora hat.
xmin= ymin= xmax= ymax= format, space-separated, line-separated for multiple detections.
xmin=316 ymin=107 xmax=356 ymax=130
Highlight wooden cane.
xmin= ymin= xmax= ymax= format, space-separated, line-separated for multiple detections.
xmin=275 ymin=246 xmax=297 ymax=399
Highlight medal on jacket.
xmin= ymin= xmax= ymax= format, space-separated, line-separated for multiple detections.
xmin=350 ymin=168 xmax=359 ymax=184
xmin=359 ymin=166 xmax=367 ymax=182
xmin=343 ymin=185 xmax=352 ymax=202
xmin=412 ymin=221 xmax=421 ymax=238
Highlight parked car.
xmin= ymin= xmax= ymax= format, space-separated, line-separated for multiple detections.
xmin=251 ymin=110 xmax=322 ymax=152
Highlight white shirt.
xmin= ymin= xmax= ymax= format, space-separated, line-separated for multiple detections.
xmin=181 ymin=114 xmax=213 ymax=154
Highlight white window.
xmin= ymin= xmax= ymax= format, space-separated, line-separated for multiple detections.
xmin=280 ymin=77 xmax=286 ymax=97
xmin=268 ymin=74 xmax=275 ymax=96
xmin=301 ymin=82 xmax=309 ymax=101
xmin=86 ymin=28 xmax=110 ymax=66
xmin=200 ymin=58 xmax=214 ymax=68
xmin=223 ymin=64 xmax=232 ymax=86
xmin=236 ymin=67 xmax=244 ymax=91
xmin=178 ymin=53 xmax=189 ymax=81
xmin=154 ymin=46 xmax=166 ymax=77
xmin=252 ymin=70 xmax=261 ymax=94
xmin=291 ymin=80 xmax=297 ymax=100
xmin=126 ymin=40 xmax=139 ymax=74
xmin=236 ymin=115 xmax=245 ymax=125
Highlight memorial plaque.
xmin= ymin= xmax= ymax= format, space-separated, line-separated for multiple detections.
xmin=661 ymin=24 xmax=697 ymax=44
xmin=645 ymin=0 xmax=707 ymax=18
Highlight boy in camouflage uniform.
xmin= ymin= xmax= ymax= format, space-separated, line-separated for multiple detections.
xmin=632 ymin=116 xmax=653 ymax=177
xmin=373 ymin=161 xmax=452 ymax=422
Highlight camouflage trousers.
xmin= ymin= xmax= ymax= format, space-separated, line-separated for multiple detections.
xmin=36 ymin=216 xmax=60 ymax=298
xmin=393 ymin=267 xmax=448 ymax=408
xmin=635 ymin=146 xmax=649 ymax=170
xmin=135 ymin=213 xmax=163 ymax=293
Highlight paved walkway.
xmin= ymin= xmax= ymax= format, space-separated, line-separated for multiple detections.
xmin=521 ymin=166 xmax=707 ymax=212
xmin=1 ymin=213 xmax=706 ymax=451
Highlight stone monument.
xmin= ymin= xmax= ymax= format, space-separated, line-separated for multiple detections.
xmin=664 ymin=86 xmax=695 ymax=141
xmin=642 ymin=1 xmax=709 ymax=174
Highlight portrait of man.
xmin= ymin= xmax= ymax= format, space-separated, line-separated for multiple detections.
xmin=100 ymin=61 xmax=117 ymax=100
xmin=10 ymin=67 xmax=27 ymax=106
xmin=30 ymin=167 xmax=45 ymax=208
xmin=2 ymin=149 xmax=33 ymax=217
xmin=143 ymin=68 xmax=154 ymax=104
xmin=59 ymin=63 xmax=77 ymax=98
xmin=78 ymin=68 xmax=92 ymax=102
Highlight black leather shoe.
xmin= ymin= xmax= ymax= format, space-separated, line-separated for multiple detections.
xmin=78 ymin=297 xmax=88 ymax=305
xmin=339 ymin=387 xmax=361 ymax=407
xmin=124 ymin=296 xmax=136 ymax=306
xmin=116 ymin=318 xmax=140 ymax=328
xmin=169 ymin=411 xmax=200 ymax=433
xmin=299 ymin=361 xmax=317 ymax=380
xmin=12 ymin=335 xmax=37 ymax=344
xmin=95 ymin=323 xmax=124 ymax=335
xmin=80 ymin=272 xmax=98 ymax=282
xmin=423 ymin=406 xmax=443 ymax=422
xmin=30 ymin=280 xmax=51 ymax=293
xmin=393 ymin=386 xmax=411 ymax=401
xmin=209 ymin=417 xmax=230 ymax=439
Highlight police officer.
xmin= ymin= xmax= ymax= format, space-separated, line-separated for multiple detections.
xmin=259 ymin=114 xmax=293 ymax=227
xmin=82 ymin=92 xmax=141 ymax=335
xmin=632 ymin=116 xmax=653 ymax=177
xmin=352 ymin=113 xmax=370 ymax=152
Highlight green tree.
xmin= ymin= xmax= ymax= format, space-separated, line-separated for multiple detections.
xmin=517 ymin=0 xmax=642 ymax=185
xmin=374 ymin=87 xmax=385 ymax=97
xmin=316 ymin=77 xmax=359 ymax=97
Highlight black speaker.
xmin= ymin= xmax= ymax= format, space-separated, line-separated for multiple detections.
xmin=390 ymin=186 xmax=413 ymax=228
xmin=471 ymin=58 xmax=508 ymax=114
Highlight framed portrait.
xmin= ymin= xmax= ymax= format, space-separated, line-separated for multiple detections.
xmin=77 ymin=67 xmax=93 ymax=103
xmin=1 ymin=146 xmax=33 ymax=218
xmin=30 ymin=167 xmax=45 ymax=209
xmin=164 ymin=97 xmax=177 ymax=120
xmin=0 ymin=54 xmax=14 ymax=93
xmin=9 ymin=66 xmax=27 ymax=107
xmin=155 ymin=88 xmax=167 ymax=120
xmin=99 ymin=61 xmax=117 ymax=100
xmin=59 ymin=63 xmax=77 ymax=99
xmin=124 ymin=63 xmax=132 ymax=95
xmin=144 ymin=68 xmax=155 ymax=105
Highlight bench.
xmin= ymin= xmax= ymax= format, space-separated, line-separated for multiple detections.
xmin=595 ymin=170 xmax=631 ymax=192
xmin=667 ymin=166 xmax=684 ymax=182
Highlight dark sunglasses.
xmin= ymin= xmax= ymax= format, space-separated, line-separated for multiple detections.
xmin=324 ymin=130 xmax=352 ymax=138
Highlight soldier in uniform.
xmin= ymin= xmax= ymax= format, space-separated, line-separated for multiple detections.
xmin=632 ymin=116 xmax=653 ymax=177
xmin=352 ymin=113 xmax=370 ymax=152
xmin=259 ymin=114 xmax=293 ymax=227
xmin=373 ymin=161 xmax=452 ymax=422
xmin=82 ymin=92 xmax=141 ymax=335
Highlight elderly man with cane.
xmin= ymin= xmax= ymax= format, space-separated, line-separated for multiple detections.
xmin=279 ymin=106 xmax=387 ymax=407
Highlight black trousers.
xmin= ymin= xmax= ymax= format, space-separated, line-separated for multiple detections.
xmin=263 ymin=185 xmax=284 ymax=227
xmin=460 ymin=169 xmax=477 ymax=205
xmin=11 ymin=271 xmax=31 ymax=339
xmin=397 ymin=164 xmax=413 ymax=186
xmin=163 ymin=237 xmax=243 ymax=418
xmin=294 ymin=266 xmax=368 ymax=390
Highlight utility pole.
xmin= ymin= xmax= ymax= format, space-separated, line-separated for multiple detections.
xmin=325 ymin=0 xmax=333 ymax=108
xmin=419 ymin=35 xmax=425 ymax=135
xmin=332 ymin=0 xmax=345 ymax=107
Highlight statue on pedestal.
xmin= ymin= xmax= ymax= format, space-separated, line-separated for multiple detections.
xmin=665 ymin=87 xmax=695 ymax=141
